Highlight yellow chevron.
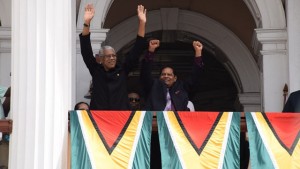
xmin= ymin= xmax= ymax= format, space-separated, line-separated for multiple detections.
xmin=254 ymin=113 xmax=300 ymax=169
xmin=166 ymin=112 xmax=230 ymax=168
xmin=80 ymin=110 xmax=143 ymax=169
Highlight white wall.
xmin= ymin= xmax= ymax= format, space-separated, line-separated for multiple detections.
xmin=0 ymin=0 xmax=11 ymax=27
xmin=0 ymin=27 xmax=11 ymax=87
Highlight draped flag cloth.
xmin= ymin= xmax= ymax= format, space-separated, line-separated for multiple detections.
xmin=156 ymin=111 xmax=240 ymax=169
xmin=70 ymin=110 xmax=153 ymax=169
xmin=246 ymin=112 xmax=300 ymax=169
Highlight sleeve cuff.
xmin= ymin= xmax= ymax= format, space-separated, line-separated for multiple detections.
xmin=79 ymin=32 xmax=91 ymax=37
xmin=144 ymin=51 xmax=155 ymax=61
xmin=195 ymin=57 xmax=204 ymax=68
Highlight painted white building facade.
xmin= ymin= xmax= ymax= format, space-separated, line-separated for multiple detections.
xmin=0 ymin=0 xmax=299 ymax=168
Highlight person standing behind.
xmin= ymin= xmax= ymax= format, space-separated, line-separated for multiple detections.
xmin=128 ymin=92 xmax=141 ymax=110
xmin=74 ymin=102 xmax=90 ymax=110
xmin=79 ymin=4 xmax=147 ymax=110
xmin=141 ymin=40 xmax=204 ymax=111
xmin=283 ymin=90 xmax=300 ymax=112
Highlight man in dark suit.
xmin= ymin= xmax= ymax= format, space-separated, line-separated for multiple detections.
xmin=140 ymin=40 xmax=204 ymax=169
xmin=283 ymin=90 xmax=300 ymax=112
xmin=79 ymin=4 xmax=147 ymax=110
xmin=141 ymin=40 xmax=204 ymax=111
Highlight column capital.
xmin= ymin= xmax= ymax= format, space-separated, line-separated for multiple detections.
xmin=0 ymin=27 xmax=11 ymax=53
xmin=238 ymin=92 xmax=262 ymax=112
xmin=76 ymin=28 xmax=109 ymax=54
xmin=252 ymin=28 xmax=287 ymax=56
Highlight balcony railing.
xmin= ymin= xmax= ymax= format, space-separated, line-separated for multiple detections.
xmin=0 ymin=112 xmax=247 ymax=133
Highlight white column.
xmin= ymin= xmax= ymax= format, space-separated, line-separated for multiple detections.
xmin=10 ymin=0 xmax=72 ymax=168
xmin=253 ymin=29 xmax=288 ymax=112
xmin=286 ymin=0 xmax=300 ymax=92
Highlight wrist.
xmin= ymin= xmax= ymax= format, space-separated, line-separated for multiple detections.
xmin=195 ymin=51 xmax=202 ymax=57
xmin=139 ymin=20 xmax=146 ymax=25
xmin=84 ymin=19 xmax=91 ymax=25
xmin=148 ymin=48 xmax=155 ymax=53
xmin=83 ymin=23 xmax=90 ymax=27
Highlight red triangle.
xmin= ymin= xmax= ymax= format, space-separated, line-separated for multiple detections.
xmin=90 ymin=111 xmax=132 ymax=148
xmin=265 ymin=113 xmax=300 ymax=149
xmin=177 ymin=112 xmax=220 ymax=149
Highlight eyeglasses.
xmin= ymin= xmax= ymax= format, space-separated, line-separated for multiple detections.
xmin=129 ymin=98 xmax=140 ymax=102
xmin=103 ymin=54 xmax=117 ymax=59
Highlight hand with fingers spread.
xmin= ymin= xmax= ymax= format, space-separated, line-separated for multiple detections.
xmin=149 ymin=40 xmax=160 ymax=52
xmin=137 ymin=5 xmax=147 ymax=24
xmin=137 ymin=5 xmax=147 ymax=37
xmin=193 ymin=41 xmax=203 ymax=57
xmin=82 ymin=4 xmax=95 ymax=35
xmin=84 ymin=4 xmax=95 ymax=25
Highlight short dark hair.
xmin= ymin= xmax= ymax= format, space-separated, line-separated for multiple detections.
xmin=128 ymin=91 xmax=140 ymax=96
xmin=160 ymin=65 xmax=177 ymax=76
xmin=74 ymin=102 xmax=90 ymax=110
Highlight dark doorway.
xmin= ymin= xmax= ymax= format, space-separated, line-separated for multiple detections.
xmin=117 ymin=30 xmax=240 ymax=112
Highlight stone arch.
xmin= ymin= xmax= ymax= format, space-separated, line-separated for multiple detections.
xmin=243 ymin=0 xmax=286 ymax=28
xmin=104 ymin=9 xmax=261 ymax=110
xmin=94 ymin=0 xmax=286 ymax=29
xmin=91 ymin=0 xmax=288 ymax=111
xmin=105 ymin=9 xmax=260 ymax=94
xmin=77 ymin=0 xmax=113 ymax=29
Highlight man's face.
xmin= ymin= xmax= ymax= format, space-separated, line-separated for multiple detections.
xmin=128 ymin=93 xmax=140 ymax=110
xmin=160 ymin=67 xmax=177 ymax=88
xmin=101 ymin=49 xmax=117 ymax=71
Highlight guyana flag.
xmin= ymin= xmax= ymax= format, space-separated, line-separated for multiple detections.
xmin=246 ymin=112 xmax=300 ymax=169
xmin=70 ymin=110 xmax=153 ymax=169
xmin=157 ymin=111 xmax=240 ymax=169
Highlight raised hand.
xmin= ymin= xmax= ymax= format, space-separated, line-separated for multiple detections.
xmin=137 ymin=5 xmax=147 ymax=24
xmin=84 ymin=4 xmax=95 ymax=25
xmin=193 ymin=41 xmax=203 ymax=57
xmin=149 ymin=40 xmax=160 ymax=52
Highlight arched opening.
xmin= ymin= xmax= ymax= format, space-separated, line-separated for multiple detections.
xmin=116 ymin=30 xmax=240 ymax=112
xmin=104 ymin=9 xmax=260 ymax=111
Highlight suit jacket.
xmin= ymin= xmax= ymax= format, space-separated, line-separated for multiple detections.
xmin=283 ymin=90 xmax=300 ymax=113
xmin=141 ymin=53 xmax=204 ymax=111
xmin=79 ymin=33 xmax=146 ymax=110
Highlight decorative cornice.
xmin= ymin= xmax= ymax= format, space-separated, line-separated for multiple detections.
xmin=76 ymin=28 xmax=109 ymax=54
xmin=252 ymin=28 xmax=287 ymax=55
xmin=0 ymin=48 xmax=11 ymax=53
xmin=0 ymin=27 xmax=11 ymax=40
xmin=238 ymin=92 xmax=262 ymax=111
xmin=0 ymin=27 xmax=11 ymax=53
xmin=239 ymin=92 xmax=261 ymax=105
